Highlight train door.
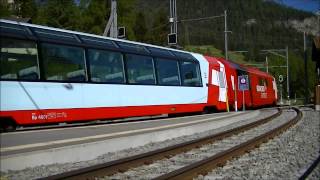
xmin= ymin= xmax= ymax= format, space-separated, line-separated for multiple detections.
xmin=209 ymin=62 xmax=227 ymax=110
xmin=217 ymin=61 xmax=227 ymax=104
xmin=272 ymin=77 xmax=278 ymax=102
xmin=230 ymin=74 xmax=237 ymax=110
xmin=209 ymin=64 xmax=220 ymax=107
xmin=247 ymin=73 xmax=254 ymax=108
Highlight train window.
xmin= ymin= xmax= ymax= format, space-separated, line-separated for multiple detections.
xmin=258 ymin=78 xmax=263 ymax=86
xmin=0 ymin=38 xmax=39 ymax=80
xmin=180 ymin=61 xmax=202 ymax=87
xmin=41 ymin=43 xmax=87 ymax=82
xmin=33 ymin=28 xmax=80 ymax=44
xmin=264 ymin=79 xmax=268 ymax=87
xmin=125 ymin=54 xmax=156 ymax=85
xmin=117 ymin=42 xmax=150 ymax=55
xmin=148 ymin=47 xmax=175 ymax=58
xmin=0 ymin=22 xmax=36 ymax=39
xmin=80 ymin=35 xmax=119 ymax=49
xmin=88 ymin=49 xmax=125 ymax=83
xmin=259 ymin=78 xmax=267 ymax=86
xmin=173 ymin=52 xmax=196 ymax=61
xmin=156 ymin=58 xmax=180 ymax=86
xmin=219 ymin=71 xmax=225 ymax=88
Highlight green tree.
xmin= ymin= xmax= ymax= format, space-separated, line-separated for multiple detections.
xmin=133 ymin=11 xmax=147 ymax=42
xmin=78 ymin=0 xmax=108 ymax=35
xmin=0 ymin=2 xmax=12 ymax=18
xmin=34 ymin=0 xmax=81 ymax=30
xmin=117 ymin=0 xmax=137 ymax=40
xmin=148 ymin=8 xmax=168 ymax=46
xmin=16 ymin=0 xmax=37 ymax=19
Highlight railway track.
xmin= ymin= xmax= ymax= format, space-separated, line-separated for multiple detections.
xmin=155 ymin=107 xmax=302 ymax=180
xmin=42 ymin=107 xmax=292 ymax=180
xmin=299 ymin=155 xmax=320 ymax=180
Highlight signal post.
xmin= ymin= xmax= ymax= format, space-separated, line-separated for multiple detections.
xmin=238 ymin=75 xmax=249 ymax=111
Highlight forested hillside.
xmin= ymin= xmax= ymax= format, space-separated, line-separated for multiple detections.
xmin=136 ymin=0 xmax=316 ymax=57
xmin=134 ymin=0 xmax=318 ymax=100
xmin=0 ymin=0 xmax=318 ymax=100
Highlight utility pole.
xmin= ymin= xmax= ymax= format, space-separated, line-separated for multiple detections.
xmin=304 ymin=32 xmax=308 ymax=104
xmin=103 ymin=0 xmax=117 ymax=38
xmin=266 ymin=56 xmax=269 ymax=73
xmin=224 ymin=10 xmax=228 ymax=60
xmin=286 ymin=46 xmax=290 ymax=104
xmin=169 ymin=0 xmax=178 ymax=46
xmin=260 ymin=47 xmax=290 ymax=104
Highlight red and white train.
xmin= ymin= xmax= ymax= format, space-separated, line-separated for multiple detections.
xmin=0 ymin=19 xmax=277 ymax=131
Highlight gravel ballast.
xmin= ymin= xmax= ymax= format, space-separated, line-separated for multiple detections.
xmin=107 ymin=109 xmax=296 ymax=179
xmin=196 ymin=108 xmax=320 ymax=180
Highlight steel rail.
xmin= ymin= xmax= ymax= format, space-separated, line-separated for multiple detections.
xmin=299 ymin=155 xmax=320 ymax=180
xmin=42 ymin=108 xmax=282 ymax=180
xmin=154 ymin=107 xmax=302 ymax=180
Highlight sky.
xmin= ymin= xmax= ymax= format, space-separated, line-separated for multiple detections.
xmin=278 ymin=0 xmax=320 ymax=13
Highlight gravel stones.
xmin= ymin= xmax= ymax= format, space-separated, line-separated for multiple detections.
xmin=196 ymin=108 xmax=320 ymax=180
xmin=107 ymin=109 xmax=296 ymax=179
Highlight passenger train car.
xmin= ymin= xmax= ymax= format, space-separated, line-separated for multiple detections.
xmin=0 ymin=19 xmax=277 ymax=131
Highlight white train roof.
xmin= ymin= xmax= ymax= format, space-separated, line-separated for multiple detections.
xmin=0 ymin=19 xmax=202 ymax=61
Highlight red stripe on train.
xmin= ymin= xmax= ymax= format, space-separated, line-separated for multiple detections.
xmin=0 ymin=103 xmax=206 ymax=125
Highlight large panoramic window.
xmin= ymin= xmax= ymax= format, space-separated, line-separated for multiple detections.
xmin=41 ymin=43 xmax=86 ymax=81
xmin=155 ymin=58 xmax=180 ymax=86
xmin=0 ymin=38 xmax=39 ymax=80
xmin=88 ymin=49 xmax=125 ymax=83
xmin=180 ymin=61 xmax=202 ymax=87
xmin=126 ymin=54 xmax=155 ymax=85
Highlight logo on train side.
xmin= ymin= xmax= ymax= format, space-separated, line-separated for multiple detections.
xmin=256 ymin=85 xmax=266 ymax=92
xmin=32 ymin=113 xmax=38 ymax=120
xmin=31 ymin=112 xmax=67 ymax=120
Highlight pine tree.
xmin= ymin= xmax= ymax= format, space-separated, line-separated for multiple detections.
xmin=148 ymin=8 xmax=168 ymax=46
xmin=0 ymin=2 xmax=12 ymax=18
xmin=34 ymin=0 xmax=81 ymax=30
xmin=78 ymin=0 xmax=108 ymax=35
xmin=133 ymin=12 xmax=148 ymax=42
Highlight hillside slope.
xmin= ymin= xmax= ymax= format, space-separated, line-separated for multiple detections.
xmin=136 ymin=0 xmax=317 ymax=61
xmin=135 ymin=0 xmax=318 ymax=99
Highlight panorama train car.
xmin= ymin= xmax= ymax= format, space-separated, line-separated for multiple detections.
xmin=0 ymin=19 xmax=210 ymax=130
xmin=0 ymin=19 xmax=277 ymax=131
